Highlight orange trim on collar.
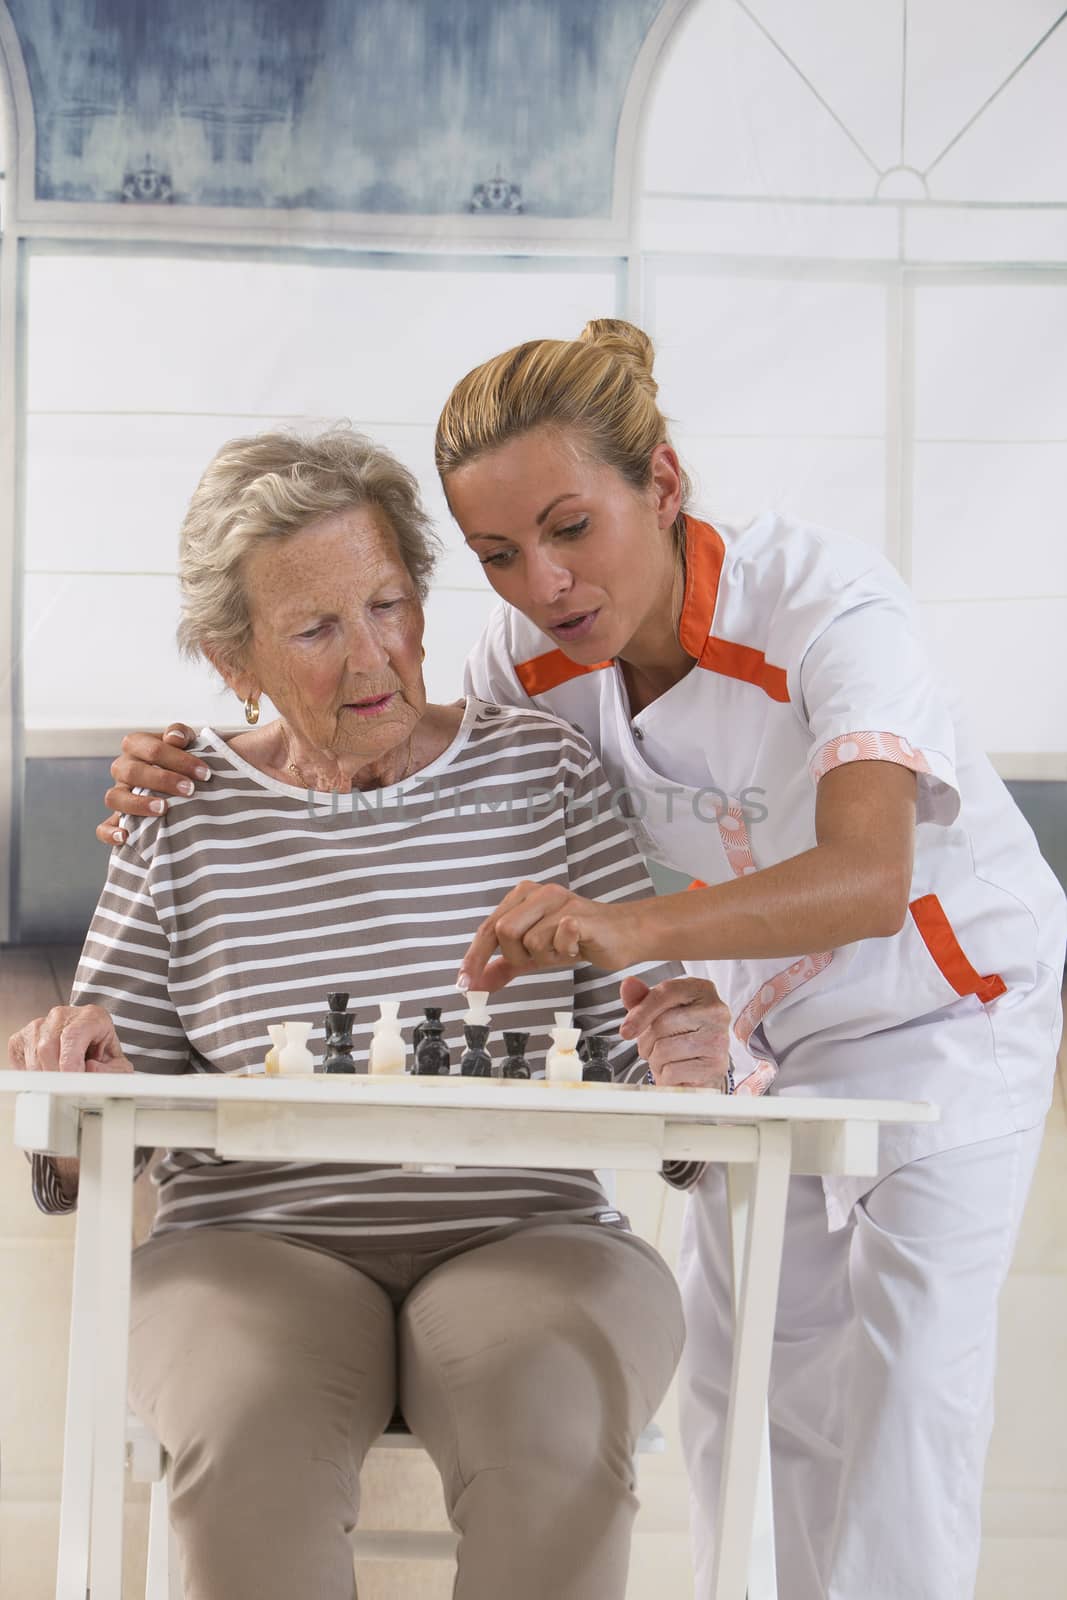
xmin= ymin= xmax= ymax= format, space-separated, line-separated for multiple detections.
xmin=678 ymin=516 xmax=726 ymax=658
xmin=682 ymin=515 xmax=790 ymax=703
xmin=909 ymin=895 xmax=1007 ymax=1005
xmin=514 ymin=649 xmax=613 ymax=698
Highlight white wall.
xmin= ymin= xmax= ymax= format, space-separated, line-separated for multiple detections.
xmin=21 ymin=253 xmax=621 ymax=730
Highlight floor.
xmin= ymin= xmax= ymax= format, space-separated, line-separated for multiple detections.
xmin=1 ymin=945 xmax=1064 ymax=1598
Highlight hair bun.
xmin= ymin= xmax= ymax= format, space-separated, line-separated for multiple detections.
xmin=578 ymin=318 xmax=658 ymax=399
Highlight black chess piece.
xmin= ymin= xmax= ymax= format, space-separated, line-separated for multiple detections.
xmin=413 ymin=1005 xmax=440 ymax=1056
xmin=501 ymin=1030 xmax=531 ymax=1079
xmin=323 ymin=992 xmax=358 ymax=1074
xmin=414 ymin=1009 xmax=451 ymax=1076
xmin=460 ymin=1023 xmax=492 ymax=1077
xmin=582 ymin=1034 xmax=613 ymax=1083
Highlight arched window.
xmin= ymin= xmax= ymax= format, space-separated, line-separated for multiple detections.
xmin=640 ymin=0 xmax=1067 ymax=244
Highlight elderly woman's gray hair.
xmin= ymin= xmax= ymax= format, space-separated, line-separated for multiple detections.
xmin=176 ymin=426 xmax=440 ymax=670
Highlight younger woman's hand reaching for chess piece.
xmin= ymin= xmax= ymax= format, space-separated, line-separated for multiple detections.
xmin=456 ymin=879 xmax=641 ymax=992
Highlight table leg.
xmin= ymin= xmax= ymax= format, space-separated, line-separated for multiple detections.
xmin=726 ymin=1164 xmax=779 ymax=1600
xmin=746 ymin=1420 xmax=778 ymax=1600
xmin=55 ymin=1113 xmax=100 ymax=1600
xmin=711 ymin=1121 xmax=791 ymax=1600
xmin=88 ymin=1099 xmax=136 ymax=1598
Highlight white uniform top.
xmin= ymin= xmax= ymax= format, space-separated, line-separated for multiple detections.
xmin=466 ymin=513 xmax=1066 ymax=1220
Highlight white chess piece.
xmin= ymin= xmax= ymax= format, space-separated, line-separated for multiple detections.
xmin=463 ymin=990 xmax=491 ymax=1027
xmin=546 ymin=1026 xmax=583 ymax=1083
xmin=369 ymin=1000 xmax=406 ymax=1075
xmin=265 ymin=1023 xmax=288 ymax=1076
xmin=278 ymin=1021 xmax=314 ymax=1075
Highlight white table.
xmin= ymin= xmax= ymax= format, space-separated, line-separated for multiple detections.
xmin=2 ymin=1069 xmax=938 ymax=1600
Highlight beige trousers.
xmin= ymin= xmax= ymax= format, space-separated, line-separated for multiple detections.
xmin=128 ymin=1220 xmax=684 ymax=1600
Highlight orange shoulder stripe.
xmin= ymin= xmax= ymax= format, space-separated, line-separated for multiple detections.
xmin=909 ymin=894 xmax=1007 ymax=1005
xmin=698 ymin=636 xmax=790 ymax=704
xmin=514 ymin=649 xmax=612 ymax=698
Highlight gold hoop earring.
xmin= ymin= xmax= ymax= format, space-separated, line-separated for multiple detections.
xmin=244 ymin=695 xmax=260 ymax=726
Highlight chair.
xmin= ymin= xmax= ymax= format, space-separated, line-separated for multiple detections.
xmin=128 ymin=1410 xmax=666 ymax=1598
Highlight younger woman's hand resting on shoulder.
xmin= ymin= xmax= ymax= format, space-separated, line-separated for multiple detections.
xmin=7 ymin=1004 xmax=134 ymax=1075
xmin=96 ymin=723 xmax=207 ymax=845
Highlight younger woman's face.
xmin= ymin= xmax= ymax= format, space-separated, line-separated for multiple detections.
xmin=445 ymin=427 xmax=683 ymax=663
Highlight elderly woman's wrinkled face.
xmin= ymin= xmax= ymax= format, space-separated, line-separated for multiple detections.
xmin=239 ymin=506 xmax=427 ymax=759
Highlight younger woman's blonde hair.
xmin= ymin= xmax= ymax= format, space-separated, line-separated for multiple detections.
xmin=176 ymin=426 xmax=439 ymax=673
xmin=434 ymin=318 xmax=691 ymax=510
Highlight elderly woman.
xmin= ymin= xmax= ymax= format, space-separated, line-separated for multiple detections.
xmin=10 ymin=427 xmax=729 ymax=1600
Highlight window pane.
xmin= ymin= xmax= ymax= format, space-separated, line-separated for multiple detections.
xmin=23 ymin=414 xmax=472 ymax=582
xmin=720 ymin=0 xmax=905 ymax=174
xmin=647 ymin=269 xmax=886 ymax=437
xmin=640 ymin=197 xmax=898 ymax=261
xmin=641 ymin=0 xmax=875 ymax=200
xmin=919 ymin=598 xmax=1067 ymax=754
xmin=914 ymin=283 xmax=1067 ymax=442
xmin=676 ymin=431 xmax=887 ymax=554
xmin=22 ymin=573 xmax=238 ymax=731
xmin=27 ymin=253 xmax=619 ymax=420
xmin=905 ymin=207 xmax=1067 ymax=265
xmin=911 ymin=442 xmax=1067 ymax=603
xmin=25 ymin=414 xmax=300 ymax=574
xmin=913 ymin=8 xmax=1067 ymax=202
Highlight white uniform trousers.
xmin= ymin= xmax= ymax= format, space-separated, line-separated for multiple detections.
xmin=678 ymin=1123 xmax=1045 ymax=1600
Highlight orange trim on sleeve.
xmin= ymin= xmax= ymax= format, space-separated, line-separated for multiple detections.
xmin=909 ymin=895 xmax=1007 ymax=1004
xmin=698 ymin=636 xmax=790 ymax=703
xmin=686 ymin=878 xmax=709 ymax=891
xmin=514 ymin=649 xmax=612 ymax=698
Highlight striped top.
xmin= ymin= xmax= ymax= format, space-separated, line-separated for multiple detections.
xmin=33 ymin=699 xmax=700 ymax=1249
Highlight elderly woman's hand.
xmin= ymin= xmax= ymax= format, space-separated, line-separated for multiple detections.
xmin=7 ymin=1006 xmax=131 ymax=1204
xmin=8 ymin=1005 xmax=133 ymax=1074
xmin=457 ymin=881 xmax=641 ymax=992
xmin=618 ymin=976 xmax=731 ymax=1089
xmin=96 ymin=723 xmax=208 ymax=846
